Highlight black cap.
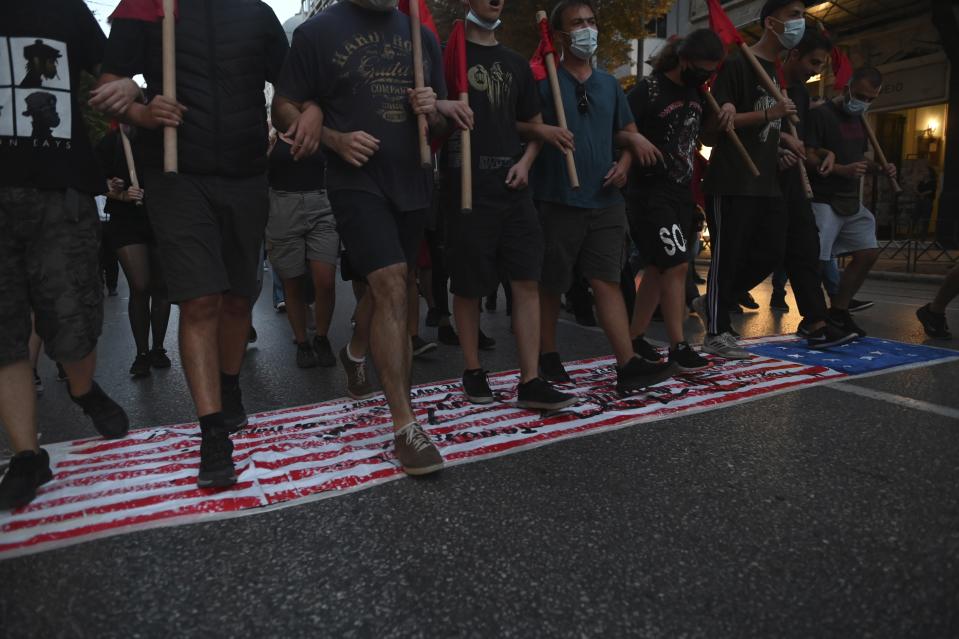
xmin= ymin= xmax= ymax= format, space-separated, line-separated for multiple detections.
xmin=760 ymin=0 xmax=811 ymax=22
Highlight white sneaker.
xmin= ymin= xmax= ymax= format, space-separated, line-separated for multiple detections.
xmin=702 ymin=332 xmax=751 ymax=360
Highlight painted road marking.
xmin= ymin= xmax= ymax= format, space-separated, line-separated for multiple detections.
xmin=829 ymin=383 xmax=959 ymax=420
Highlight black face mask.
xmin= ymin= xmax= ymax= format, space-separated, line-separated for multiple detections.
xmin=681 ymin=65 xmax=713 ymax=88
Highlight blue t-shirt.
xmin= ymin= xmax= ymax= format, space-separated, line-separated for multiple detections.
xmin=531 ymin=66 xmax=634 ymax=210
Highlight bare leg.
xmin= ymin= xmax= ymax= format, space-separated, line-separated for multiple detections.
xmin=219 ymin=293 xmax=251 ymax=376
xmin=309 ymin=260 xmax=336 ymax=336
xmin=283 ymin=275 xmax=309 ymax=343
xmin=539 ymin=289 xmax=563 ymax=354
xmin=832 ymin=249 xmax=879 ymax=310
xmin=350 ymin=288 xmax=373 ymax=359
xmin=28 ymin=319 xmax=41 ymax=371
xmin=660 ymin=263 xmax=688 ymax=347
xmin=630 ymin=269 xmax=662 ymax=339
xmin=590 ymin=279 xmax=635 ymax=367
xmin=0 ymin=361 xmax=38 ymax=452
xmin=931 ymin=264 xmax=959 ymax=314
xmin=453 ymin=295 xmax=481 ymax=370
xmin=366 ymin=263 xmax=414 ymax=429
xmin=419 ymin=266 xmax=435 ymax=310
xmin=407 ymin=269 xmax=420 ymax=338
xmin=511 ymin=280 xmax=540 ymax=383
xmin=178 ymin=294 xmax=223 ymax=416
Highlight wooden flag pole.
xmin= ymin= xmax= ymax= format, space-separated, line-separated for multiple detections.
xmin=702 ymin=90 xmax=759 ymax=177
xmin=861 ymin=115 xmax=903 ymax=194
xmin=459 ymin=90 xmax=473 ymax=212
xmin=785 ymin=120 xmax=814 ymax=199
xmin=408 ymin=0 xmax=432 ymax=168
xmin=536 ymin=11 xmax=579 ymax=190
xmin=737 ymin=43 xmax=800 ymax=126
xmin=119 ymin=128 xmax=143 ymax=207
xmin=161 ymin=0 xmax=177 ymax=173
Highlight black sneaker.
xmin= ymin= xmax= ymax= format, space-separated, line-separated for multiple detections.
xmin=806 ymin=323 xmax=858 ymax=349
xmin=632 ymin=336 xmax=663 ymax=363
xmin=770 ymin=290 xmax=789 ymax=312
xmin=615 ymin=357 xmax=674 ymax=394
xmin=296 ymin=341 xmax=318 ymax=369
xmin=516 ymin=377 xmax=577 ymax=410
xmin=312 ymin=335 xmax=336 ymax=367
xmin=668 ymin=342 xmax=709 ymax=371
xmin=796 ymin=319 xmax=816 ymax=337
xmin=438 ymin=324 xmax=460 ymax=346
xmin=412 ymin=335 xmax=438 ymax=358
xmin=539 ymin=352 xmax=571 ymax=383
xmin=130 ymin=352 xmax=152 ymax=378
xmin=70 ymin=382 xmax=130 ymax=439
xmin=425 ymin=308 xmax=441 ymax=328
xmin=462 ymin=369 xmax=494 ymax=404
xmin=149 ymin=347 xmax=172 ymax=369
xmin=916 ymin=303 xmax=951 ymax=339
xmin=248 ymin=326 xmax=258 ymax=343
xmin=0 ymin=449 xmax=53 ymax=510
xmin=197 ymin=422 xmax=237 ymax=488
xmin=478 ymin=329 xmax=496 ymax=351
xmin=828 ymin=308 xmax=866 ymax=337
xmin=221 ymin=383 xmax=248 ymax=433
xmin=848 ymin=298 xmax=874 ymax=313
xmin=738 ymin=292 xmax=760 ymax=310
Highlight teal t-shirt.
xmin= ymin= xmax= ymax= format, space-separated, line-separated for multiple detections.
xmin=531 ymin=66 xmax=634 ymax=209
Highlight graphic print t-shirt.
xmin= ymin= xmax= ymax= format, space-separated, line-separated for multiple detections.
xmin=627 ymin=71 xmax=704 ymax=189
xmin=702 ymin=51 xmax=783 ymax=197
xmin=0 ymin=0 xmax=106 ymax=193
xmin=277 ymin=1 xmax=446 ymax=212
xmin=443 ymin=41 xmax=540 ymax=205
xmin=806 ymin=99 xmax=868 ymax=200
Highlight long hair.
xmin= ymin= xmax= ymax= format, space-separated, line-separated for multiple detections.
xmin=648 ymin=28 xmax=725 ymax=74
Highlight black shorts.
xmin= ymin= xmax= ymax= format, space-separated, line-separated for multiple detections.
xmin=104 ymin=213 xmax=154 ymax=250
xmin=144 ymin=170 xmax=268 ymax=303
xmin=446 ymin=195 xmax=544 ymax=298
xmin=329 ymin=189 xmax=427 ymax=278
xmin=628 ymin=184 xmax=695 ymax=271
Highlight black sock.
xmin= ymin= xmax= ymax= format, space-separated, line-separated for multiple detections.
xmin=465 ymin=368 xmax=482 ymax=374
xmin=199 ymin=412 xmax=225 ymax=433
xmin=70 ymin=381 xmax=102 ymax=404
xmin=220 ymin=372 xmax=239 ymax=391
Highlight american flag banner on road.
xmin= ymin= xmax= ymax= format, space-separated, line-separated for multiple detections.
xmin=1 ymin=337 xmax=955 ymax=559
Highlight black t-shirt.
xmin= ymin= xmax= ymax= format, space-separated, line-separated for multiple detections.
xmin=626 ymin=71 xmax=705 ymax=188
xmin=806 ymin=99 xmax=868 ymax=199
xmin=779 ymin=80 xmax=812 ymax=197
xmin=268 ymin=139 xmax=326 ymax=192
xmin=95 ymin=131 xmax=142 ymax=218
xmin=276 ymin=1 xmax=446 ymax=212
xmin=443 ymin=41 xmax=539 ymax=205
xmin=702 ymin=51 xmax=783 ymax=197
xmin=0 ymin=0 xmax=106 ymax=194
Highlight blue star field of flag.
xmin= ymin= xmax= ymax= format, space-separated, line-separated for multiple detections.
xmin=746 ymin=337 xmax=959 ymax=375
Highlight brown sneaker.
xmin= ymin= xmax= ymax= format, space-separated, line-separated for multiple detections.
xmin=394 ymin=422 xmax=444 ymax=476
xmin=339 ymin=346 xmax=375 ymax=400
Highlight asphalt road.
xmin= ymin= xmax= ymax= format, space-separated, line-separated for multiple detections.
xmin=1 ymin=267 xmax=957 ymax=638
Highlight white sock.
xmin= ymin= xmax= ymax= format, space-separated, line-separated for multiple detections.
xmin=346 ymin=344 xmax=364 ymax=363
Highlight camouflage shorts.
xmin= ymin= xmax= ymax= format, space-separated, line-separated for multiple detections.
xmin=0 ymin=187 xmax=103 ymax=367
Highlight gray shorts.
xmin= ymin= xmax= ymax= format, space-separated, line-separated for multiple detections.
xmin=266 ymin=189 xmax=339 ymax=280
xmin=538 ymin=200 xmax=628 ymax=295
xmin=0 ymin=188 xmax=103 ymax=367
xmin=812 ymin=201 xmax=878 ymax=260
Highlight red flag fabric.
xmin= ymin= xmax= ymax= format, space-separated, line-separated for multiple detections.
xmin=109 ymin=0 xmax=177 ymax=22
xmin=831 ymin=45 xmax=852 ymax=90
xmin=399 ymin=0 xmax=439 ymax=40
xmin=443 ymin=20 xmax=468 ymax=96
xmin=529 ymin=17 xmax=556 ymax=82
xmin=775 ymin=59 xmax=788 ymax=89
xmin=706 ymin=0 xmax=744 ymax=46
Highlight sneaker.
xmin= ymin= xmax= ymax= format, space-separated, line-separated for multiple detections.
xmin=248 ymin=326 xmax=258 ymax=343
xmin=339 ymin=346 xmax=375 ymax=400
xmin=770 ymin=290 xmax=790 ymax=312
xmin=916 ymin=303 xmax=951 ymax=339
xmin=130 ymin=352 xmax=152 ymax=378
xmin=462 ymin=369 xmax=493 ymax=404
xmin=33 ymin=370 xmax=44 ymax=396
xmin=702 ymin=332 xmax=751 ymax=360
xmin=197 ymin=422 xmax=237 ymax=488
xmin=56 ymin=362 xmax=68 ymax=382
xmin=296 ymin=341 xmax=318 ymax=369
xmin=478 ymin=329 xmax=496 ymax=351
xmin=221 ymin=383 xmax=248 ymax=433
xmin=438 ymin=324 xmax=460 ymax=346
xmin=738 ymin=292 xmax=759 ymax=310
xmin=412 ymin=335 xmax=437 ymax=358
xmin=516 ymin=377 xmax=577 ymax=410
xmin=828 ymin=308 xmax=866 ymax=337
xmin=691 ymin=295 xmax=708 ymax=327
xmin=70 ymin=382 xmax=130 ymax=439
xmin=0 ymin=449 xmax=53 ymax=510
xmin=539 ymin=352 xmax=571 ymax=383
xmin=796 ymin=319 xmax=815 ymax=337
xmin=312 ymin=335 xmax=336 ymax=367
xmin=848 ymin=299 xmax=874 ymax=313
xmin=394 ymin=422 xmax=444 ymax=476
xmin=275 ymin=301 xmax=286 ymax=314
xmin=632 ymin=336 xmax=663 ymax=363
xmin=806 ymin=323 xmax=859 ymax=349
xmin=425 ymin=308 xmax=441 ymax=328
xmin=615 ymin=357 xmax=675 ymax=394
xmin=669 ymin=342 xmax=709 ymax=371
xmin=149 ymin=347 xmax=172 ymax=369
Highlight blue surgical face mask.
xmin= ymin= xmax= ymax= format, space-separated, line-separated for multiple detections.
xmin=774 ymin=18 xmax=806 ymax=49
xmin=843 ymin=90 xmax=870 ymax=116
xmin=466 ymin=9 xmax=501 ymax=31
xmin=567 ymin=26 xmax=598 ymax=60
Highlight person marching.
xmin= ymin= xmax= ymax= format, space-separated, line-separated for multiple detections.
xmin=626 ymin=29 xmax=729 ymax=371
xmin=443 ymin=0 xmax=577 ymax=409
xmin=804 ymin=66 xmax=897 ymax=338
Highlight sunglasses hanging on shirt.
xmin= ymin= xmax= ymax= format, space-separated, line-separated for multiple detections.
xmin=575 ymin=83 xmax=589 ymax=114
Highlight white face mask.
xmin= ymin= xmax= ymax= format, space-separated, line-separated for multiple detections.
xmin=843 ymin=91 xmax=870 ymax=116
xmin=465 ymin=9 xmax=501 ymax=31
xmin=567 ymin=26 xmax=598 ymax=60
xmin=774 ymin=18 xmax=806 ymax=49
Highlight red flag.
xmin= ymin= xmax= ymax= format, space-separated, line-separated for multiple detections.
xmin=399 ymin=0 xmax=439 ymax=40
xmin=109 ymin=0 xmax=177 ymax=22
xmin=831 ymin=45 xmax=852 ymax=90
xmin=529 ymin=16 xmax=556 ymax=82
xmin=775 ymin=59 xmax=788 ymax=89
xmin=443 ymin=20 xmax=468 ymax=96
xmin=706 ymin=0 xmax=744 ymax=46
